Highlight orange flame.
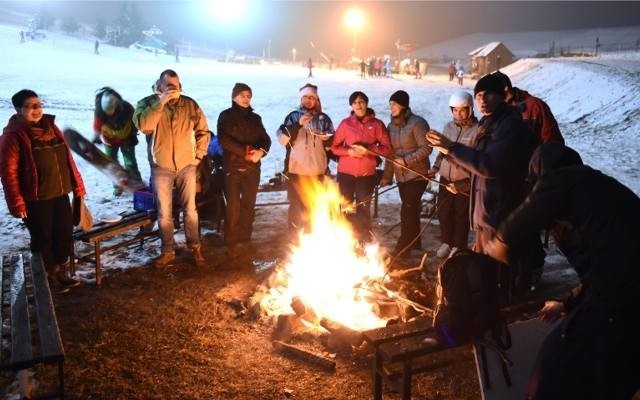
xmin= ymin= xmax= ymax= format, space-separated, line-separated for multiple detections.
xmin=261 ymin=177 xmax=389 ymax=331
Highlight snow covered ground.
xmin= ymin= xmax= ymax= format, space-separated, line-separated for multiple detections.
xmin=1 ymin=22 xmax=639 ymax=269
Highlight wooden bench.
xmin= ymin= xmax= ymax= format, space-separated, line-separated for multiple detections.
xmin=71 ymin=210 xmax=157 ymax=285
xmin=0 ymin=253 xmax=65 ymax=399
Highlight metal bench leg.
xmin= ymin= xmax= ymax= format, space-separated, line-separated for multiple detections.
xmin=59 ymin=360 xmax=65 ymax=399
xmin=373 ymin=186 xmax=379 ymax=218
xmin=94 ymin=241 xmax=102 ymax=286
xmin=402 ymin=360 xmax=412 ymax=400
xmin=373 ymin=351 xmax=383 ymax=400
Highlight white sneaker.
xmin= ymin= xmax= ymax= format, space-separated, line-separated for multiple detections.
xmin=436 ymin=243 xmax=451 ymax=258
xmin=448 ymin=247 xmax=459 ymax=258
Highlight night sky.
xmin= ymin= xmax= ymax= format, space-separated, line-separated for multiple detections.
xmin=4 ymin=1 xmax=640 ymax=58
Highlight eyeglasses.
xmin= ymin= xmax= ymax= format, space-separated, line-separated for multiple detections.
xmin=22 ymin=103 xmax=43 ymax=110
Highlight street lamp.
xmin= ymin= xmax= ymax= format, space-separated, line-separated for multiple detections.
xmin=345 ymin=8 xmax=364 ymax=57
xmin=292 ymin=48 xmax=297 ymax=64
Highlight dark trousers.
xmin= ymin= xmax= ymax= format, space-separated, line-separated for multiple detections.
xmin=437 ymin=178 xmax=471 ymax=249
xmin=528 ymin=302 xmax=640 ymax=399
xmin=224 ymin=168 xmax=260 ymax=247
xmin=287 ymin=173 xmax=325 ymax=232
xmin=24 ymin=195 xmax=73 ymax=272
xmin=396 ymin=179 xmax=427 ymax=251
xmin=337 ymin=173 xmax=377 ymax=242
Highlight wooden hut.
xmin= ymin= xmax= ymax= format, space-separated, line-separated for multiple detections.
xmin=469 ymin=42 xmax=515 ymax=77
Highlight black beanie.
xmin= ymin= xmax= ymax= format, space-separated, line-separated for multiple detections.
xmin=474 ymin=74 xmax=505 ymax=97
xmin=11 ymin=89 xmax=38 ymax=108
xmin=232 ymin=83 xmax=252 ymax=98
xmin=389 ymin=90 xmax=409 ymax=108
xmin=492 ymin=71 xmax=512 ymax=89
xmin=348 ymin=91 xmax=368 ymax=105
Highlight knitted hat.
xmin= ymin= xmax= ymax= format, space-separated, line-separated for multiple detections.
xmin=492 ymin=71 xmax=512 ymax=89
xmin=389 ymin=90 xmax=409 ymax=108
xmin=474 ymin=74 xmax=505 ymax=97
xmin=349 ymin=91 xmax=369 ymax=105
xmin=11 ymin=89 xmax=38 ymax=108
xmin=299 ymin=83 xmax=318 ymax=98
xmin=232 ymin=83 xmax=252 ymax=98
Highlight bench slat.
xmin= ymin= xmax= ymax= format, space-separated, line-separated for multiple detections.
xmin=30 ymin=254 xmax=64 ymax=364
xmin=9 ymin=254 xmax=34 ymax=369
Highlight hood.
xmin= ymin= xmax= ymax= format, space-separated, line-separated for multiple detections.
xmin=528 ymin=142 xmax=583 ymax=184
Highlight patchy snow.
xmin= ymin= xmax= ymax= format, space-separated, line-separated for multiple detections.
xmin=1 ymin=22 xmax=639 ymax=273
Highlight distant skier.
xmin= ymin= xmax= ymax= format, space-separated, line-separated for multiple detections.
xmin=175 ymin=45 xmax=180 ymax=63
xmin=456 ymin=68 xmax=464 ymax=86
xmin=359 ymin=59 xmax=366 ymax=79
xmin=94 ymin=39 xmax=100 ymax=55
xmin=414 ymin=59 xmax=422 ymax=79
xmin=448 ymin=62 xmax=456 ymax=81
xmin=307 ymin=57 xmax=313 ymax=78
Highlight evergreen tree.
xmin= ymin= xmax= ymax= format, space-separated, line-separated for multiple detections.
xmin=62 ymin=15 xmax=80 ymax=34
xmin=111 ymin=2 xmax=145 ymax=47
xmin=95 ymin=18 xmax=107 ymax=39
xmin=36 ymin=6 xmax=55 ymax=30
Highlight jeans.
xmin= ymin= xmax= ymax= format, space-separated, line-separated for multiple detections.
xmin=396 ymin=179 xmax=428 ymax=251
xmin=337 ymin=173 xmax=377 ymax=242
xmin=437 ymin=177 xmax=471 ymax=249
xmin=24 ymin=195 xmax=73 ymax=272
xmin=152 ymin=165 xmax=199 ymax=253
xmin=224 ymin=168 xmax=260 ymax=247
xmin=104 ymin=144 xmax=141 ymax=184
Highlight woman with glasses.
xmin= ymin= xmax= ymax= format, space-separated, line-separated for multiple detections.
xmin=0 ymin=89 xmax=86 ymax=293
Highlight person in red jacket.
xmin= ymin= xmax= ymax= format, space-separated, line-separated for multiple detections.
xmin=0 ymin=89 xmax=86 ymax=292
xmin=493 ymin=71 xmax=564 ymax=146
xmin=331 ymin=91 xmax=391 ymax=242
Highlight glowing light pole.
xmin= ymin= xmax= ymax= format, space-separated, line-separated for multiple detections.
xmin=345 ymin=8 xmax=364 ymax=57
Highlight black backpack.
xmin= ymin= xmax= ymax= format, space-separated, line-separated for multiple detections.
xmin=433 ymin=249 xmax=510 ymax=349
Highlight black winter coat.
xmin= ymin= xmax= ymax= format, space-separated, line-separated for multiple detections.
xmin=447 ymin=103 xmax=533 ymax=232
xmin=217 ymin=102 xmax=272 ymax=173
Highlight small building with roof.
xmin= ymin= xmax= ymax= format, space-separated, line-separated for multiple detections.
xmin=469 ymin=41 xmax=515 ymax=77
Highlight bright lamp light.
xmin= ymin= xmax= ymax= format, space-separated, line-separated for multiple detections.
xmin=345 ymin=8 xmax=364 ymax=30
xmin=209 ymin=0 xmax=249 ymax=23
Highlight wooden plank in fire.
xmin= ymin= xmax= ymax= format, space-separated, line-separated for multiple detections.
xmin=272 ymin=340 xmax=336 ymax=372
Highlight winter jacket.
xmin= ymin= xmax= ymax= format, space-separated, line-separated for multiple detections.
xmin=331 ymin=109 xmax=391 ymax=177
xmin=382 ymin=108 xmax=431 ymax=183
xmin=498 ymin=143 xmax=640 ymax=310
xmin=434 ymin=118 xmax=479 ymax=183
xmin=277 ymin=106 xmax=335 ymax=175
xmin=447 ymin=103 xmax=533 ymax=232
xmin=134 ymin=94 xmax=210 ymax=171
xmin=217 ymin=102 xmax=272 ymax=173
xmin=0 ymin=114 xmax=86 ymax=216
xmin=508 ymin=87 xmax=564 ymax=146
xmin=93 ymin=101 xmax=138 ymax=147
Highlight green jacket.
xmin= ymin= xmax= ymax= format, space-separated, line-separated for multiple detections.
xmin=134 ymin=94 xmax=210 ymax=171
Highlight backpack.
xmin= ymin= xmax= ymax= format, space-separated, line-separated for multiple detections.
xmin=433 ymin=249 xmax=510 ymax=349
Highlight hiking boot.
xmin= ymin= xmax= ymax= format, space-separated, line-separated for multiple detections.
xmin=191 ymin=245 xmax=206 ymax=267
xmin=55 ymin=271 xmax=81 ymax=288
xmin=154 ymin=251 xmax=175 ymax=268
xmin=436 ymin=243 xmax=451 ymax=258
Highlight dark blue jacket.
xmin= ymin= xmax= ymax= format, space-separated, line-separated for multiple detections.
xmin=447 ymin=103 xmax=532 ymax=232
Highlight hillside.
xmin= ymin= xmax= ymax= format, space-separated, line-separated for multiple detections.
xmin=414 ymin=25 xmax=640 ymax=60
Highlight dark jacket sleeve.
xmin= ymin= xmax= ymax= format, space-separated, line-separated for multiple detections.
xmin=217 ymin=110 xmax=246 ymax=158
xmin=448 ymin=115 xmax=531 ymax=179
xmin=253 ymin=114 xmax=272 ymax=153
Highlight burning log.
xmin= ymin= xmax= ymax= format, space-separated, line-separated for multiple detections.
xmin=290 ymin=296 xmax=319 ymax=325
xmin=272 ymin=314 xmax=303 ymax=342
xmin=272 ymin=340 xmax=336 ymax=372
xmin=319 ymin=317 xmax=364 ymax=352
